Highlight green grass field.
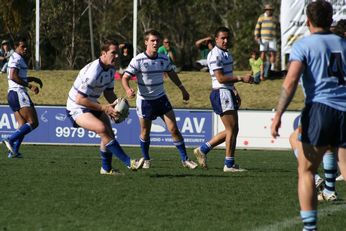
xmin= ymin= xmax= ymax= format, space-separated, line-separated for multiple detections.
xmin=1 ymin=145 xmax=345 ymax=231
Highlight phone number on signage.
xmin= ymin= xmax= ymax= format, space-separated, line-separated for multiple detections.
xmin=56 ymin=126 xmax=117 ymax=138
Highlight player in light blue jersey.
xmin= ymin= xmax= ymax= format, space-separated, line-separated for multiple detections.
xmin=122 ymin=29 xmax=197 ymax=170
xmin=193 ymin=27 xmax=253 ymax=172
xmin=66 ymin=39 xmax=144 ymax=175
xmin=2 ymin=37 xmax=43 ymax=158
xmin=271 ymin=1 xmax=346 ymax=230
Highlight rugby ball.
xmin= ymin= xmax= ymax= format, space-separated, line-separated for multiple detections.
xmin=112 ymin=98 xmax=130 ymax=123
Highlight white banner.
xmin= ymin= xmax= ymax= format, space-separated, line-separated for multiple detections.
xmin=280 ymin=0 xmax=346 ymax=70
xmin=214 ymin=110 xmax=301 ymax=150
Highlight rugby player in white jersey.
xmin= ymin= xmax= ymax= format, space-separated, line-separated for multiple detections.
xmin=193 ymin=27 xmax=253 ymax=172
xmin=3 ymin=37 xmax=43 ymax=158
xmin=66 ymin=39 xmax=144 ymax=175
xmin=122 ymin=29 xmax=197 ymax=169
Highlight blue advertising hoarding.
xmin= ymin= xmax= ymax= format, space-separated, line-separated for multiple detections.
xmin=0 ymin=105 xmax=213 ymax=147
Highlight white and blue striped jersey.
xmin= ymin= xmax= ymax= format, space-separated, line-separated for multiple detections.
xmin=7 ymin=52 xmax=28 ymax=91
xmin=125 ymin=52 xmax=173 ymax=100
xmin=289 ymin=32 xmax=346 ymax=111
xmin=66 ymin=59 xmax=115 ymax=110
xmin=207 ymin=46 xmax=234 ymax=89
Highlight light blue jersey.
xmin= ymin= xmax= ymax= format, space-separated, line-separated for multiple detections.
xmin=289 ymin=32 xmax=346 ymax=111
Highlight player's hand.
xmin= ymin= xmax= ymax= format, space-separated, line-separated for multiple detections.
xmin=233 ymin=88 xmax=241 ymax=107
xmin=271 ymin=113 xmax=281 ymax=139
xmin=180 ymin=86 xmax=190 ymax=101
xmin=242 ymin=74 xmax=254 ymax=84
xmin=101 ymin=104 xmax=118 ymax=118
xmin=29 ymin=84 xmax=40 ymax=94
xmin=126 ymin=88 xmax=136 ymax=99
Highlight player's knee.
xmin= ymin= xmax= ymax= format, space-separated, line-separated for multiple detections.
xmin=95 ymin=124 xmax=108 ymax=135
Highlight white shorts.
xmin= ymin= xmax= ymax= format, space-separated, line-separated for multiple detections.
xmin=7 ymin=88 xmax=33 ymax=112
xmin=210 ymin=88 xmax=238 ymax=115
xmin=259 ymin=39 xmax=277 ymax=52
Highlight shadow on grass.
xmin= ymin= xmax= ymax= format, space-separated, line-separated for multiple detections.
xmin=149 ymin=173 xmax=249 ymax=178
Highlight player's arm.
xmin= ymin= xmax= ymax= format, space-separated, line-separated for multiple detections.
xmin=121 ymin=72 xmax=136 ymax=99
xmin=27 ymin=77 xmax=43 ymax=88
xmin=271 ymin=60 xmax=304 ymax=138
xmin=166 ymin=70 xmax=189 ymax=101
xmin=195 ymin=36 xmax=212 ymax=48
xmin=214 ymin=69 xmax=253 ymax=84
xmin=9 ymin=67 xmax=40 ymax=94
xmin=104 ymin=89 xmax=117 ymax=104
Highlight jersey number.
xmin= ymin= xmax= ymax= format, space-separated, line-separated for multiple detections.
xmin=327 ymin=52 xmax=345 ymax=85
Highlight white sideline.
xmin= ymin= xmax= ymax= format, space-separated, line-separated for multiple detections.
xmin=253 ymin=203 xmax=346 ymax=231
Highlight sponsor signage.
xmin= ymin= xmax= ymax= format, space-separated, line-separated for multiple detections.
xmin=214 ymin=110 xmax=300 ymax=149
xmin=0 ymin=106 xmax=213 ymax=147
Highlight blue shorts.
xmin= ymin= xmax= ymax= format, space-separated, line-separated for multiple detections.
xmin=66 ymin=108 xmax=103 ymax=128
xmin=7 ymin=89 xmax=34 ymax=112
xmin=136 ymin=95 xmax=173 ymax=120
xmin=210 ymin=88 xmax=239 ymax=115
xmin=300 ymin=102 xmax=346 ymax=147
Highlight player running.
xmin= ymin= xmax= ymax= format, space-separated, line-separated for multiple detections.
xmin=66 ymin=39 xmax=143 ymax=175
xmin=122 ymin=29 xmax=197 ymax=170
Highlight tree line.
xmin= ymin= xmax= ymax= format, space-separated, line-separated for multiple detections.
xmin=0 ymin=0 xmax=280 ymax=70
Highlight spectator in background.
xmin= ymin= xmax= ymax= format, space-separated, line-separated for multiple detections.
xmin=249 ymin=50 xmax=268 ymax=84
xmin=158 ymin=37 xmax=179 ymax=72
xmin=254 ymin=3 xmax=279 ymax=71
xmin=194 ymin=36 xmax=213 ymax=71
xmin=0 ymin=40 xmax=14 ymax=73
xmin=119 ymin=43 xmax=133 ymax=74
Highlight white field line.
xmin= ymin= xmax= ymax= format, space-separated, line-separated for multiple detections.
xmin=254 ymin=203 xmax=346 ymax=231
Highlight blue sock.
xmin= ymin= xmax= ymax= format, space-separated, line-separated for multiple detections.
xmin=100 ymin=149 xmax=112 ymax=172
xmin=323 ymin=152 xmax=337 ymax=194
xmin=140 ymin=138 xmax=150 ymax=160
xmin=9 ymin=123 xmax=32 ymax=144
xmin=224 ymin=157 xmax=235 ymax=167
xmin=300 ymin=210 xmax=317 ymax=231
xmin=200 ymin=142 xmax=211 ymax=155
xmin=13 ymin=136 xmax=24 ymax=153
xmin=105 ymin=139 xmax=131 ymax=167
xmin=173 ymin=140 xmax=188 ymax=161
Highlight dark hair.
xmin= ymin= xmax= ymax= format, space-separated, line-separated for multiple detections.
xmin=144 ymin=29 xmax=161 ymax=41
xmin=306 ymin=0 xmax=333 ymax=28
xmin=100 ymin=39 xmax=119 ymax=53
xmin=14 ymin=37 xmax=27 ymax=48
xmin=214 ymin=26 xmax=231 ymax=38
xmin=251 ymin=50 xmax=259 ymax=56
xmin=333 ymin=19 xmax=346 ymax=38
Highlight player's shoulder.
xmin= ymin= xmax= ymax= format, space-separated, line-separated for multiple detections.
xmin=8 ymin=52 xmax=22 ymax=66
xmin=157 ymin=53 xmax=169 ymax=61
xmin=80 ymin=59 xmax=102 ymax=76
